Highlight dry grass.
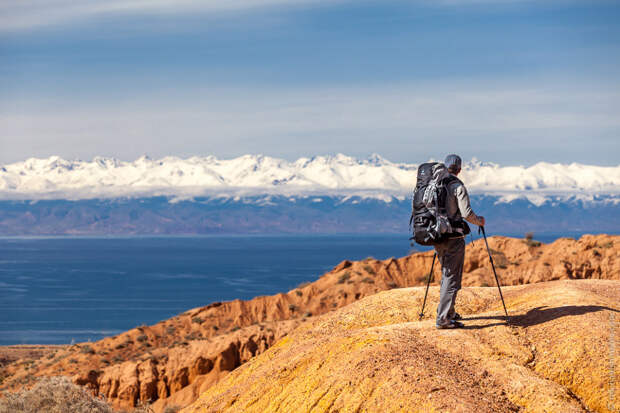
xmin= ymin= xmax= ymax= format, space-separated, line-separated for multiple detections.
xmin=0 ymin=376 xmax=154 ymax=413
xmin=0 ymin=376 xmax=113 ymax=413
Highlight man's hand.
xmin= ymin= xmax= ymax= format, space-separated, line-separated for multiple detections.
xmin=478 ymin=215 xmax=486 ymax=227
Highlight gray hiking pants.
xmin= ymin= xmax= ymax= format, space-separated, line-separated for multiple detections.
xmin=434 ymin=237 xmax=465 ymax=326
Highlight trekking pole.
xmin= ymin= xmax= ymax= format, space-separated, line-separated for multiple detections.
xmin=479 ymin=226 xmax=509 ymax=321
xmin=419 ymin=252 xmax=437 ymax=320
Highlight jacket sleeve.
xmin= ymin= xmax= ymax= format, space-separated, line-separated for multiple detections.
xmin=455 ymin=184 xmax=483 ymax=226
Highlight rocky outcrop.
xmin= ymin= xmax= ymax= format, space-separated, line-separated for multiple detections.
xmin=1 ymin=234 xmax=617 ymax=412
xmin=184 ymin=279 xmax=620 ymax=413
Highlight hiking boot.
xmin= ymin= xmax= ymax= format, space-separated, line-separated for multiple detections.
xmin=436 ymin=320 xmax=465 ymax=330
xmin=451 ymin=312 xmax=462 ymax=321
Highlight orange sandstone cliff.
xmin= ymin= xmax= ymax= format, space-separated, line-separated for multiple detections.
xmin=0 ymin=234 xmax=617 ymax=412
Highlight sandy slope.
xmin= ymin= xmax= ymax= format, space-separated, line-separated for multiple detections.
xmin=183 ymin=280 xmax=619 ymax=413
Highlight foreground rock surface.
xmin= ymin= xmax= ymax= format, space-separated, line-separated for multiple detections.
xmin=184 ymin=279 xmax=619 ymax=413
xmin=0 ymin=234 xmax=617 ymax=412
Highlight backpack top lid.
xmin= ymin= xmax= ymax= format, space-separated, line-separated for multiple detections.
xmin=415 ymin=162 xmax=439 ymax=187
xmin=416 ymin=162 xmax=450 ymax=188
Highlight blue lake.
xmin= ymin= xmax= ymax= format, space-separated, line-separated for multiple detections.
xmin=0 ymin=232 xmax=592 ymax=345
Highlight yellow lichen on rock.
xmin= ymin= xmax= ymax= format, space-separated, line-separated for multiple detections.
xmin=184 ymin=280 xmax=619 ymax=413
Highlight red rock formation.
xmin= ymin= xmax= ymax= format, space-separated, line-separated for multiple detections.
xmin=0 ymin=234 xmax=617 ymax=412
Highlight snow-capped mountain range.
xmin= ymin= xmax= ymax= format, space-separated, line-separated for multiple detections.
xmin=1 ymin=154 xmax=619 ymax=203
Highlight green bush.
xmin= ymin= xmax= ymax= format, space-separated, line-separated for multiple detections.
xmin=523 ymin=239 xmax=541 ymax=248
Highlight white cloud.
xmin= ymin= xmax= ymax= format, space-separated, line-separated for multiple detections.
xmin=0 ymin=0 xmax=340 ymax=31
xmin=1 ymin=80 xmax=619 ymax=164
xmin=0 ymin=0 xmax=589 ymax=32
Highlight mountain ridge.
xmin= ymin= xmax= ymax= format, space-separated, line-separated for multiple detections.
xmin=2 ymin=154 xmax=619 ymax=201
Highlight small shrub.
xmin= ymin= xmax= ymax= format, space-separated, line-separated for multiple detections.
xmin=115 ymin=343 xmax=125 ymax=350
xmin=361 ymin=277 xmax=375 ymax=284
xmin=79 ymin=345 xmax=95 ymax=355
xmin=288 ymin=304 xmax=298 ymax=312
xmin=136 ymin=335 xmax=148 ymax=343
xmin=112 ymin=356 xmax=123 ymax=363
xmin=592 ymin=249 xmax=601 ymax=257
xmin=386 ymin=281 xmax=397 ymax=289
xmin=134 ymin=400 xmax=155 ymax=413
xmin=523 ymin=239 xmax=541 ymax=248
xmin=303 ymin=312 xmax=312 ymax=318
xmin=497 ymin=264 xmax=507 ymax=269
xmin=337 ymin=272 xmax=351 ymax=284
xmin=166 ymin=326 xmax=176 ymax=334
xmin=212 ymin=325 xmax=219 ymax=331
xmin=191 ymin=317 xmax=204 ymax=324
xmin=163 ymin=406 xmax=181 ymax=413
xmin=0 ymin=376 xmax=114 ymax=413
xmin=363 ymin=265 xmax=375 ymax=275
xmin=230 ymin=326 xmax=240 ymax=332
xmin=295 ymin=290 xmax=303 ymax=297
xmin=525 ymin=232 xmax=534 ymax=241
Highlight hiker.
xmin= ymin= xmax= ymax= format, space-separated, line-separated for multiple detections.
xmin=433 ymin=154 xmax=485 ymax=329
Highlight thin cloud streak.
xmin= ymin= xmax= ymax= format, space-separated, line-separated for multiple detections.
xmin=2 ymin=82 xmax=618 ymax=164
xmin=0 ymin=0 xmax=585 ymax=32
xmin=0 ymin=0 xmax=335 ymax=31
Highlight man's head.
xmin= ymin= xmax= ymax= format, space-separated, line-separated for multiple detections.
xmin=444 ymin=154 xmax=462 ymax=175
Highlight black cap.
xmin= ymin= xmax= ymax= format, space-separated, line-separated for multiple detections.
xmin=444 ymin=154 xmax=462 ymax=172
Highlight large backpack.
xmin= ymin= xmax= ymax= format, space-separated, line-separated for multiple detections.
xmin=410 ymin=162 xmax=468 ymax=246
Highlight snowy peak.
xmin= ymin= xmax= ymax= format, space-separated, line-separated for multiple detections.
xmin=0 ymin=154 xmax=619 ymax=200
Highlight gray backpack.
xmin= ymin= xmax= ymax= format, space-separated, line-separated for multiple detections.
xmin=410 ymin=162 xmax=468 ymax=245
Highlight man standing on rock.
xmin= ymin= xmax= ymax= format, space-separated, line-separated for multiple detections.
xmin=435 ymin=154 xmax=485 ymax=329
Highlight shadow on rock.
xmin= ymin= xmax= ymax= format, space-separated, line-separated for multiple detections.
xmin=461 ymin=305 xmax=619 ymax=329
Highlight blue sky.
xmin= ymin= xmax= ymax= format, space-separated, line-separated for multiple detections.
xmin=1 ymin=0 xmax=619 ymax=165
